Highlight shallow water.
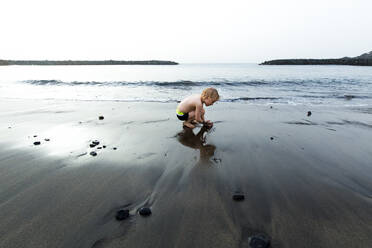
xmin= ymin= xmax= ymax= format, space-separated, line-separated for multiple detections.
xmin=0 ymin=63 xmax=371 ymax=105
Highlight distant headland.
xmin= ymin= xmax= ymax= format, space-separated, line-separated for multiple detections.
xmin=260 ymin=51 xmax=372 ymax=66
xmin=0 ymin=60 xmax=178 ymax=66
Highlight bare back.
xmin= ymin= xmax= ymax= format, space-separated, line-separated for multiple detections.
xmin=177 ymin=94 xmax=203 ymax=114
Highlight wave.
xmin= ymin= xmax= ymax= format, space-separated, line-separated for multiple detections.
xmin=223 ymin=97 xmax=280 ymax=102
xmin=299 ymin=94 xmax=372 ymax=99
xmin=22 ymin=78 xmax=369 ymax=88
xmin=22 ymin=79 xmax=271 ymax=87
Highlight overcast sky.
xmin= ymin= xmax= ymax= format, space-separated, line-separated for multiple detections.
xmin=1 ymin=0 xmax=371 ymax=63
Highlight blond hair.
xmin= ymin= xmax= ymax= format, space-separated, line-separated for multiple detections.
xmin=201 ymin=88 xmax=219 ymax=101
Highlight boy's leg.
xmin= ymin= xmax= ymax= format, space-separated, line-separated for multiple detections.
xmin=183 ymin=111 xmax=195 ymax=128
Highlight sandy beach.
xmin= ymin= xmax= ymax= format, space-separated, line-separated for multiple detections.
xmin=1 ymin=98 xmax=372 ymax=248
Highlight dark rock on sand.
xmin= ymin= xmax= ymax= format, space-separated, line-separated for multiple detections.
xmin=33 ymin=141 xmax=41 ymax=145
xmin=307 ymin=111 xmax=312 ymax=117
xmin=33 ymin=135 xmax=37 ymax=137
xmin=99 ymin=116 xmax=104 ymax=120
xmin=248 ymin=234 xmax=270 ymax=248
xmin=113 ymin=147 xmax=117 ymax=150
xmin=270 ymin=137 xmax=274 ymax=140
xmin=92 ymin=140 xmax=100 ymax=146
xmin=139 ymin=207 xmax=152 ymax=216
xmin=90 ymin=151 xmax=97 ymax=156
xmin=97 ymin=147 xmax=102 ymax=149
xmin=90 ymin=144 xmax=96 ymax=148
xmin=116 ymin=209 xmax=130 ymax=221
xmin=103 ymin=145 xmax=106 ymax=148
xmin=44 ymin=138 xmax=50 ymax=141
xmin=344 ymin=95 xmax=355 ymax=100
xmin=233 ymin=194 xmax=245 ymax=201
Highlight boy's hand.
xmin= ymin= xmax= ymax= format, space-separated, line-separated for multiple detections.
xmin=203 ymin=120 xmax=213 ymax=127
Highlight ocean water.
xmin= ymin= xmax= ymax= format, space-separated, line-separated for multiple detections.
xmin=0 ymin=63 xmax=371 ymax=106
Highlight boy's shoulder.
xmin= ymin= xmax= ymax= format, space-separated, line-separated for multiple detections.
xmin=189 ymin=94 xmax=203 ymax=105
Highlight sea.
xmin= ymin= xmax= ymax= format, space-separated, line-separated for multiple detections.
xmin=0 ymin=63 xmax=371 ymax=106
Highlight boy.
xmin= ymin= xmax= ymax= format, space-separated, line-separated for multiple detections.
xmin=176 ymin=88 xmax=219 ymax=129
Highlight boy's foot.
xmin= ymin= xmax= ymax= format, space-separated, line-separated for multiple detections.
xmin=183 ymin=122 xmax=195 ymax=129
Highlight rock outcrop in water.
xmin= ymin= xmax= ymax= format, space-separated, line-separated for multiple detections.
xmin=0 ymin=60 xmax=178 ymax=66
xmin=260 ymin=51 xmax=372 ymax=66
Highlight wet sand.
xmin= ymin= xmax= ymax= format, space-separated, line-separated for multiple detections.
xmin=0 ymin=98 xmax=372 ymax=248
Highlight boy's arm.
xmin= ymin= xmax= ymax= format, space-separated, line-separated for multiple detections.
xmin=194 ymin=104 xmax=204 ymax=123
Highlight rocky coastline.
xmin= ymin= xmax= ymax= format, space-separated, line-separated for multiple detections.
xmin=260 ymin=51 xmax=372 ymax=66
xmin=0 ymin=60 xmax=178 ymax=66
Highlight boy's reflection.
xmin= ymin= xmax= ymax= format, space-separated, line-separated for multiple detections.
xmin=176 ymin=126 xmax=216 ymax=162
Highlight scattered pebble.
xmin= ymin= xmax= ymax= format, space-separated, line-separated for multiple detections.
xmin=270 ymin=137 xmax=274 ymax=140
xmin=233 ymin=194 xmax=245 ymax=201
xmin=270 ymin=106 xmax=273 ymax=109
xmin=76 ymin=152 xmax=87 ymax=158
xmin=44 ymin=138 xmax=50 ymax=142
xmin=139 ymin=207 xmax=152 ymax=216
xmin=8 ymin=127 xmax=11 ymax=129
xmin=248 ymin=234 xmax=270 ymax=248
xmin=90 ymin=151 xmax=97 ymax=156
xmin=33 ymin=135 xmax=37 ymax=138
xmin=103 ymin=145 xmax=106 ymax=148
xmin=307 ymin=111 xmax=312 ymax=117
xmin=344 ymin=95 xmax=355 ymax=100
xmin=97 ymin=147 xmax=102 ymax=149
xmin=99 ymin=116 xmax=104 ymax=120
xmin=92 ymin=140 xmax=100 ymax=146
xmin=33 ymin=141 xmax=41 ymax=145
xmin=113 ymin=147 xmax=117 ymax=150
xmin=116 ymin=209 xmax=130 ymax=221
xmin=90 ymin=144 xmax=96 ymax=148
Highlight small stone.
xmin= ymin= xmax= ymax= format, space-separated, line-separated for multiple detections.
xmin=270 ymin=137 xmax=274 ymax=140
xmin=248 ymin=234 xmax=270 ymax=248
xmin=92 ymin=140 xmax=100 ymax=146
xmin=90 ymin=144 xmax=96 ymax=148
xmin=90 ymin=151 xmax=97 ymax=156
xmin=8 ymin=127 xmax=11 ymax=129
xmin=307 ymin=111 xmax=312 ymax=117
xmin=103 ymin=145 xmax=106 ymax=148
xmin=33 ymin=141 xmax=41 ymax=145
xmin=270 ymin=106 xmax=273 ymax=109
xmin=113 ymin=147 xmax=117 ymax=150
xmin=233 ymin=194 xmax=245 ymax=201
xmin=99 ymin=116 xmax=104 ymax=120
xmin=139 ymin=207 xmax=151 ymax=216
xmin=116 ymin=209 xmax=130 ymax=221
xmin=97 ymin=147 xmax=102 ymax=149
xmin=44 ymin=138 xmax=50 ymax=142
xmin=33 ymin=135 xmax=37 ymax=138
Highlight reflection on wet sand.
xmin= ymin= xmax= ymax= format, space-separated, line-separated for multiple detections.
xmin=176 ymin=126 xmax=216 ymax=163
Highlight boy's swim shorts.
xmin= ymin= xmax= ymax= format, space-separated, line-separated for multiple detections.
xmin=176 ymin=109 xmax=189 ymax=121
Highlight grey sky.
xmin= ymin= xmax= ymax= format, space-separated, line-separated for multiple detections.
xmin=1 ymin=0 xmax=371 ymax=63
